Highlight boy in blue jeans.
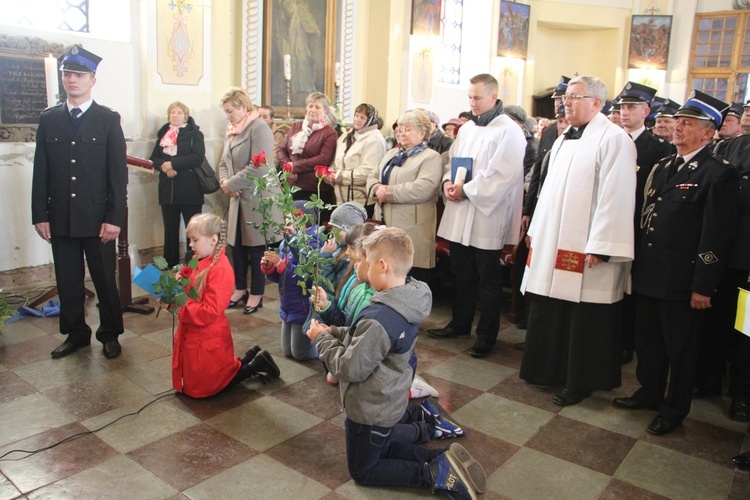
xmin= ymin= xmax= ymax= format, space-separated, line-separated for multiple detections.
xmin=307 ymin=228 xmax=486 ymax=498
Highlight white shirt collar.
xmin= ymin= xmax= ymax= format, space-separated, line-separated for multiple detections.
xmin=629 ymin=126 xmax=646 ymax=141
xmin=67 ymin=99 xmax=93 ymax=115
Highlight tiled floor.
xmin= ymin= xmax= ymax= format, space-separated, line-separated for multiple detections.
xmin=1 ymin=283 xmax=749 ymax=499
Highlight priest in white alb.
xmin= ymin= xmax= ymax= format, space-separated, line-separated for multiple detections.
xmin=520 ymin=75 xmax=637 ymax=407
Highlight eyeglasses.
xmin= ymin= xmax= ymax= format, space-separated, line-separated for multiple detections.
xmin=562 ymin=94 xmax=596 ymax=103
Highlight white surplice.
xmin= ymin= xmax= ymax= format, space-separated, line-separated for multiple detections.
xmin=437 ymin=114 xmax=526 ymax=250
xmin=521 ymin=112 xmax=636 ymax=304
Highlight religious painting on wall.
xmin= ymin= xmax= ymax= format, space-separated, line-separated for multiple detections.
xmin=496 ymin=1 xmax=530 ymax=60
xmin=411 ymin=0 xmax=442 ymax=37
xmin=628 ymin=15 xmax=672 ymax=70
xmin=263 ymin=0 xmax=336 ymax=118
xmin=156 ymin=0 xmax=205 ymax=85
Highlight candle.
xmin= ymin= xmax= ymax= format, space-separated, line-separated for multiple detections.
xmin=283 ymin=54 xmax=291 ymax=81
xmin=44 ymin=54 xmax=59 ymax=107
xmin=335 ymin=62 xmax=342 ymax=86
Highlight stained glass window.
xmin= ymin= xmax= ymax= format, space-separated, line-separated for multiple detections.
xmin=439 ymin=0 xmax=463 ymax=85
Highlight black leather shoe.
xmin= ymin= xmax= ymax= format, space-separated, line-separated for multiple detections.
xmin=553 ymin=389 xmax=592 ymax=407
xmin=732 ymin=451 xmax=750 ymax=470
xmin=239 ymin=344 xmax=261 ymax=365
xmin=692 ymin=386 xmax=722 ymax=399
xmin=647 ymin=415 xmax=680 ymax=436
xmin=247 ymin=350 xmax=280 ymax=378
xmin=612 ymin=397 xmax=658 ymax=411
xmin=730 ymin=400 xmax=750 ymax=422
xmin=243 ymin=297 xmax=263 ymax=315
xmin=51 ymin=339 xmax=90 ymax=359
xmin=427 ymin=325 xmax=470 ymax=339
xmin=469 ymin=340 xmax=495 ymax=358
xmin=102 ymin=340 xmax=122 ymax=359
xmin=228 ymin=290 xmax=249 ymax=309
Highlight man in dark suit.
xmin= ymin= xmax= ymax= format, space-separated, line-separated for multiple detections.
xmin=32 ymin=45 xmax=127 ymax=359
xmin=616 ymin=82 xmax=672 ymax=364
xmin=693 ymin=100 xmax=750 ymax=421
xmin=652 ymin=98 xmax=680 ymax=152
xmin=613 ymin=91 xmax=739 ymax=436
xmin=712 ymin=102 xmax=744 ymax=156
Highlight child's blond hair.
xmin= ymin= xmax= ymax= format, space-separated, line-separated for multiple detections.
xmin=362 ymin=227 xmax=414 ymax=277
xmin=185 ymin=213 xmax=227 ymax=294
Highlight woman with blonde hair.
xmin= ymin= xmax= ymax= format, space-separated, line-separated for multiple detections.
xmin=149 ymin=101 xmax=205 ymax=268
xmin=277 ymin=92 xmax=337 ymax=206
xmin=171 ymin=214 xmax=280 ymax=398
xmin=367 ymin=109 xmax=443 ymax=284
xmin=218 ymin=87 xmax=283 ymax=314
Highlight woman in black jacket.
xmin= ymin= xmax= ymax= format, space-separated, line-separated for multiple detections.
xmin=150 ymin=101 xmax=205 ymax=268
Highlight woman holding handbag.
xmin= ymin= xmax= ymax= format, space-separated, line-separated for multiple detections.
xmin=218 ymin=87 xmax=283 ymax=314
xmin=150 ymin=101 xmax=206 ymax=268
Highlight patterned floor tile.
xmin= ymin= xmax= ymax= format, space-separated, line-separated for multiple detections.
xmin=0 ymin=335 xmax=65 ymax=369
xmin=126 ymin=423 xmax=255 ymax=491
xmin=424 ymin=354 xmax=516 ymax=391
xmin=598 ymin=478 xmax=670 ymax=499
xmin=0 ymin=371 xmax=37 ymax=404
xmin=166 ymin=386 xmax=263 ymax=420
xmin=12 ymin=354 xmax=108 ymax=393
xmin=271 ymin=374 xmax=345 ymax=420
xmin=525 ymin=416 xmax=636 ymax=475
xmin=0 ymin=393 xmax=77 ymax=447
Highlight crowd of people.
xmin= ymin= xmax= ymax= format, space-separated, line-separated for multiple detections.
xmin=31 ymin=44 xmax=750 ymax=497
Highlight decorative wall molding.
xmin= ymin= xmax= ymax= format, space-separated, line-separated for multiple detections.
xmin=243 ymin=0 xmax=263 ymax=104
xmin=341 ymin=0 xmax=355 ymax=122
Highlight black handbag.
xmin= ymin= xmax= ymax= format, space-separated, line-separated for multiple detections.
xmin=195 ymin=157 xmax=220 ymax=194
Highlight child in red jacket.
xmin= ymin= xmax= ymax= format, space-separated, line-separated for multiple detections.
xmin=172 ymin=213 xmax=280 ymax=397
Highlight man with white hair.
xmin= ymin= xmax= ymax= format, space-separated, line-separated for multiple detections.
xmin=520 ymin=75 xmax=637 ymax=407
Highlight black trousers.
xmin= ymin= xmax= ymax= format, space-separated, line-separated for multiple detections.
xmin=695 ymin=268 xmax=750 ymax=400
xmin=161 ymin=204 xmax=202 ymax=268
xmin=51 ymin=235 xmax=123 ymax=344
xmin=448 ymin=242 xmax=502 ymax=342
xmin=634 ymin=293 xmax=705 ymax=422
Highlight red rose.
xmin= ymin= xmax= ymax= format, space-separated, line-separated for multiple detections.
xmin=179 ymin=266 xmax=194 ymax=279
xmin=282 ymin=162 xmax=293 ymax=173
xmin=252 ymin=151 xmax=267 ymax=167
xmin=276 ymin=258 xmax=288 ymax=274
xmin=315 ymin=165 xmax=330 ymax=178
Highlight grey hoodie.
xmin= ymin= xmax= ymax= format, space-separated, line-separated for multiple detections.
xmin=314 ymin=277 xmax=432 ymax=427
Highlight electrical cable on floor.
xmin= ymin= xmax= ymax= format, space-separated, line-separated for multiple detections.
xmin=0 ymin=391 xmax=177 ymax=461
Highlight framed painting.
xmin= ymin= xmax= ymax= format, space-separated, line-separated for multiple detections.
xmin=628 ymin=15 xmax=672 ymax=69
xmin=263 ymin=0 xmax=336 ymax=118
xmin=411 ymin=0 xmax=442 ymax=37
xmin=497 ymin=1 xmax=530 ymax=60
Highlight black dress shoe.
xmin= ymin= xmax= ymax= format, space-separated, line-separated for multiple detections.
xmin=426 ymin=325 xmax=470 ymax=339
xmin=239 ymin=344 xmax=261 ymax=365
xmin=469 ymin=340 xmax=495 ymax=358
xmin=228 ymin=290 xmax=249 ymax=309
xmin=612 ymin=397 xmax=658 ymax=411
xmin=552 ymin=389 xmax=592 ymax=407
xmin=102 ymin=340 xmax=122 ymax=359
xmin=730 ymin=400 xmax=750 ymax=422
xmin=732 ymin=451 xmax=750 ymax=470
xmin=647 ymin=415 xmax=680 ymax=436
xmin=243 ymin=297 xmax=263 ymax=315
xmin=692 ymin=386 xmax=722 ymax=399
xmin=51 ymin=339 xmax=90 ymax=359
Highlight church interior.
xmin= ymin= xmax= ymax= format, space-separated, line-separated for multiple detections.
xmin=1 ymin=0 xmax=750 ymax=497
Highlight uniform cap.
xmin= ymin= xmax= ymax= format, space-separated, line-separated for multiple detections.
xmin=59 ymin=45 xmax=101 ymax=73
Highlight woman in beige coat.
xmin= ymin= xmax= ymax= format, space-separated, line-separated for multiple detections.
xmin=327 ymin=103 xmax=387 ymax=215
xmin=218 ymin=87 xmax=282 ymax=314
xmin=367 ymin=109 xmax=443 ymax=284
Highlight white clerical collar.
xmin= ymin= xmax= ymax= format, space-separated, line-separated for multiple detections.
xmin=629 ymin=126 xmax=646 ymax=141
xmin=67 ymin=99 xmax=93 ymax=116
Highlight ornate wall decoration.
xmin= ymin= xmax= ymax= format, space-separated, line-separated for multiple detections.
xmin=156 ymin=0 xmax=204 ymax=85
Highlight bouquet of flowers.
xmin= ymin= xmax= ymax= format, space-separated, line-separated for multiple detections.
xmin=152 ymin=256 xmax=199 ymax=317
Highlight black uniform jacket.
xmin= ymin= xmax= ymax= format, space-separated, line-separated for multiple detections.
xmin=634 ymin=130 xmax=671 ymax=216
xmin=150 ymin=116 xmax=205 ymax=206
xmin=714 ymin=134 xmax=750 ymax=270
xmin=633 ymin=146 xmax=739 ymax=300
xmin=523 ymin=123 xmax=558 ymax=217
xmin=32 ymin=102 xmax=128 ymax=238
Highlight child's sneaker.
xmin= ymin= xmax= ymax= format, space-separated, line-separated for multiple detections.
xmin=409 ymin=374 xmax=439 ymax=399
xmin=326 ymin=372 xmax=339 ymax=386
xmin=435 ymin=416 xmax=465 ymax=439
xmin=429 ymin=443 xmax=485 ymax=500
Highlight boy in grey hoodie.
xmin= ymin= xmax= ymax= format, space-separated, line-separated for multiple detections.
xmin=307 ymin=228 xmax=486 ymax=499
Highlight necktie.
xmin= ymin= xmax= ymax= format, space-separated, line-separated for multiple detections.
xmin=70 ymin=107 xmax=81 ymax=119
xmin=668 ymin=156 xmax=684 ymax=179
xmin=566 ymin=128 xmax=581 ymax=140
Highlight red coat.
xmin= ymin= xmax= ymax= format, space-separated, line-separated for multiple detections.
xmin=172 ymin=249 xmax=241 ymax=397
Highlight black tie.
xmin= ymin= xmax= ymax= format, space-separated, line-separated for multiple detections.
xmin=70 ymin=107 xmax=81 ymax=119
xmin=668 ymin=156 xmax=684 ymax=179
xmin=566 ymin=128 xmax=581 ymax=140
